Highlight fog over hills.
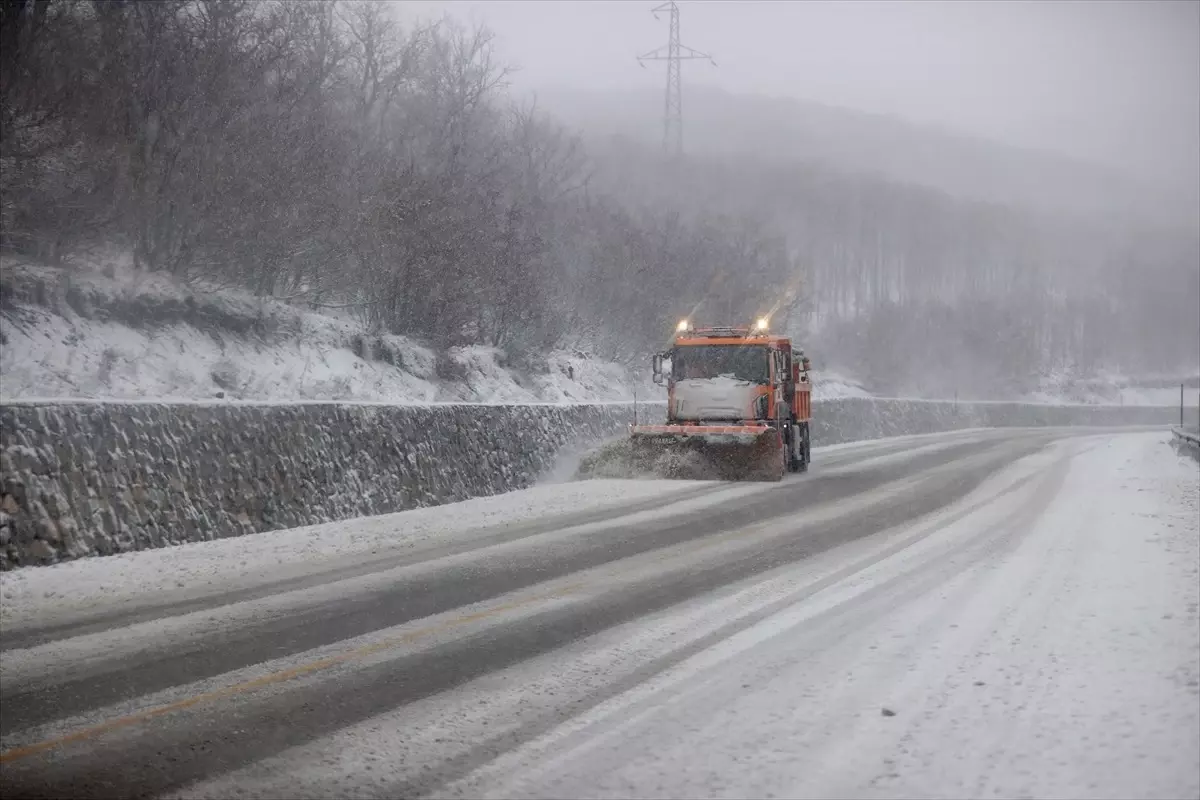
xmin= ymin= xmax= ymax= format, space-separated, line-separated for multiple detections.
xmin=534 ymin=84 xmax=1198 ymax=230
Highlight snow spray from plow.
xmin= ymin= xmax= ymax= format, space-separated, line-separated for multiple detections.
xmin=576 ymin=425 xmax=786 ymax=482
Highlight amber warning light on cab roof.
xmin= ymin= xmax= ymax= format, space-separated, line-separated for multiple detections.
xmin=675 ymin=317 xmax=770 ymax=336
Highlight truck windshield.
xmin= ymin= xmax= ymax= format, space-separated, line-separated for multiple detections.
xmin=672 ymin=344 xmax=769 ymax=384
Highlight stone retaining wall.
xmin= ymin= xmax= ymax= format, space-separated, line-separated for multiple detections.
xmin=0 ymin=399 xmax=1186 ymax=569
xmin=0 ymin=402 xmax=641 ymax=568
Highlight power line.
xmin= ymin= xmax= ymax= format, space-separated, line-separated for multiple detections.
xmin=637 ymin=1 xmax=715 ymax=159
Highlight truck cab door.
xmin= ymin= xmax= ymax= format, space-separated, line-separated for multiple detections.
xmin=771 ymin=350 xmax=785 ymax=410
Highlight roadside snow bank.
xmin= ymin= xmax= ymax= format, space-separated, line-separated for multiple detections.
xmin=809 ymin=370 xmax=872 ymax=400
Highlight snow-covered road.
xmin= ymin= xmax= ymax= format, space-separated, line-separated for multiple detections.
xmin=1 ymin=429 xmax=1196 ymax=799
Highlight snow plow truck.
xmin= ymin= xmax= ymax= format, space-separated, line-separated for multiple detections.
xmin=625 ymin=317 xmax=812 ymax=482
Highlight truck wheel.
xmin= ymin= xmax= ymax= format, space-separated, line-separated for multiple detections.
xmin=797 ymin=422 xmax=810 ymax=473
xmin=785 ymin=422 xmax=801 ymax=473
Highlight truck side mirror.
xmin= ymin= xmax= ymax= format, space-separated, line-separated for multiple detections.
xmin=652 ymin=353 xmax=665 ymax=385
xmin=795 ymin=349 xmax=811 ymax=381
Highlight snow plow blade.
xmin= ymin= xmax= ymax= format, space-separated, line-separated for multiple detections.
xmin=616 ymin=424 xmax=785 ymax=482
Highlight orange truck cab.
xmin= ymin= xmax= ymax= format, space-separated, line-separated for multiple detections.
xmin=635 ymin=319 xmax=813 ymax=478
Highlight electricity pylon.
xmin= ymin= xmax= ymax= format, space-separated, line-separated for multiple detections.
xmin=637 ymin=1 xmax=715 ymax=158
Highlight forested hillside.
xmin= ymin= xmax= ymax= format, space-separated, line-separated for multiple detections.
xmin=2 ymin=0 xmax=1196 ymax=400
xmin=583 ymin=140 xmax=1200 ymax=398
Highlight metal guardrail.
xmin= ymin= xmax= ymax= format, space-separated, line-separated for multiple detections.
xmin=1174 ymin=426 xmax=1200 ymax=443
xmin=1171 ymin=427 xmax=1200 ymax=461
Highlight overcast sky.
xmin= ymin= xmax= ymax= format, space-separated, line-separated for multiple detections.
xmin=399 ymin=0 xmax=1199 ymax=190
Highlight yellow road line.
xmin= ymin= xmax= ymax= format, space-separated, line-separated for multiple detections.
xmin=0 ymin=585 xmax=581 ymax=765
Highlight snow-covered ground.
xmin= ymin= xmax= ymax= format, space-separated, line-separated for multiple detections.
xmin=1023 ymin=367 xmax=1200 ymax=408
xmin=0 ymin=255 xmax=650 ymax=404
xmin=1024 ymin=383 xmax=1198 ymax=407
xmin=806 ymin=370 xmax=873 ymax=399
xmin=6 ymin=255 xmax=1187 ymax=408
